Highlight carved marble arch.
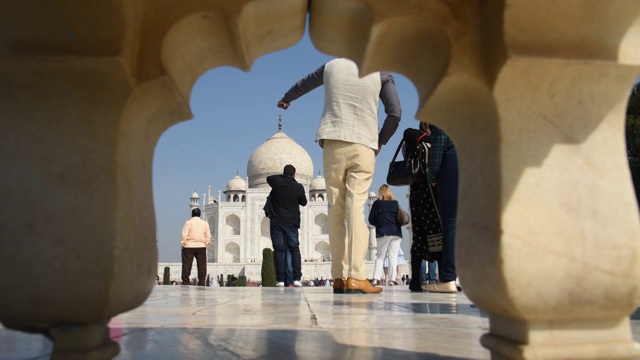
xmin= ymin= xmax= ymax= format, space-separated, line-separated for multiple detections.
xmin=260 ymin=217 xmax=270 ymax=238
xmin=224 ymin=214 xmax=241 ymax=236
xmin=1 ymin=1 xmax=639 ymax=359
xmin=314 ymin=241 xmax=330 ymax=262
xmin=259 ymin=217 xmax=273 ymax=255
xmin=150 ymin=1 xmax=640 ymax=358
xmin=224 ymin=242 xmax=240 ymax=263
xmin=313 ymin=214 xmax=328 ymax=235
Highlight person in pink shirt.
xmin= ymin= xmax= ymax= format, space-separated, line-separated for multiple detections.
xmin=180 ymin=208 xmax=211 ymax=286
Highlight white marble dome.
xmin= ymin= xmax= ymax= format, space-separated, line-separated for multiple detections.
xmin=310 ymin=174 xmax=326 ymax=191
xmin=247 ymin=130 xmax=313 ymax=189
xmin=190 ymin=191 xmax=199 ymax=198
xmin=226 ymin=175 xmax=247 ymax=191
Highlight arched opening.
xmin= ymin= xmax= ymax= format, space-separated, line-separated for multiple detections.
xmin=313 ymin=214 xmax=329 ymax=235
xmin=153 ymin=29 xmax=426 ymax=264
xmin=224 ymin=214 xmax=241 ymax=236
xmin=314 ymin=241 xmax=331 ymax=262
xmin=224 ymin=242 xmax=240 ymax=263
xmin=259 ymin=216 xmax=273 ymax=256
xmin=260 ymin=217 xmax=270 ymax=238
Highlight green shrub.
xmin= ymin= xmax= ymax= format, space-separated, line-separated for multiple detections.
xmin=261 ymin=248 xmax=276 ymax=286
xmin=163 ymin=267 xmax=170 ymax=285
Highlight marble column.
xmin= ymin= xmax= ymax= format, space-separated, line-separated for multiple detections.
xmin=0 ymin=58 xmax=161 ymax=358
xmin=308 ymin=1 xmax=640 ymax=358
xmin=0 ymin=0 xmax=309 ymax=358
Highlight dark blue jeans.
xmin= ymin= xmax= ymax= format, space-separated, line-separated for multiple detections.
xmin=419 ymin=260 xmax=438 ymax=283
xmin=285 ymin=248 xmax=293 ymax=286
xmin=434 ymin=146 xmax=458 ymax=283
xmin=270 ymin=219 xmax=302 ymax=283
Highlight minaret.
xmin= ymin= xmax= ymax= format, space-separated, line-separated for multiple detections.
xmin=189 ymin=190 xmax=200 ymax=210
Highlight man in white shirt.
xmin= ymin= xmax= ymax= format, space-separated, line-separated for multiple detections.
xmin=180 ymin=207 xmax=211 ymax=286
xmin=277 ymin=58 xmax=402 ymax=294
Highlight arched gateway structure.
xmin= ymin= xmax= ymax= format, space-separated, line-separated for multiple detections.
xmin=1 ymin=1 xmax=639 ymax=359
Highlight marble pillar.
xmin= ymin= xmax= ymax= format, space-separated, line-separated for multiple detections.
xmin=0 ymin=1 xmax=308 ymax=358
xmin=310 ymin=1 xmax=640 ymax=358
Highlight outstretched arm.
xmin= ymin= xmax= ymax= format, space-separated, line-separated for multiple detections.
xmin=277 ymin=64 xmax=326 ymax=109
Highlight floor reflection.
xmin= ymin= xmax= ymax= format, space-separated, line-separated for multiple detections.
xmin=1 ymin=287 xmax=638 ymax=360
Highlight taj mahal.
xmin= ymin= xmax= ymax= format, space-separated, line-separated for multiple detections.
xmin=200 ymin=119 xmax=330 ymax=265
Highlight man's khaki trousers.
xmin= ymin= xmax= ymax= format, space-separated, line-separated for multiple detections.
xmin=323 ymin=140 xmax=375 ymax=280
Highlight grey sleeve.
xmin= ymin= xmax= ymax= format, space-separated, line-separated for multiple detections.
xmin=282 ymin=64 xmax=326 ymax=102
xmin=378 ymin=72 xmax=402 ymax=145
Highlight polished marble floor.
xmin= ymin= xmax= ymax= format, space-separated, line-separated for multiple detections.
xmin=3 ymin=285 xmax=640 ymax=359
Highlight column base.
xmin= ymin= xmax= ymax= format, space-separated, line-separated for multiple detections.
xmin=47 ymin=322 xmax=119 ymax=360
xmin=481 ymin=316 xmax=640 ymax=360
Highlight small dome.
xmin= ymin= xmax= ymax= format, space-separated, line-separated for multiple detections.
xmin=310 ymin=175 xmax=326 ymax=191
xmin=369 ymin=191 xmax=377 ymax=198
xmin=226 ymin=175 xmax=247 ymax=191
xmin=190 ymin=191 xmax=199 ymax=198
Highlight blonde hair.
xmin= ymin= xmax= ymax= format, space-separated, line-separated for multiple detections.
xmin=378 ymin=184 xmax=395 ymax=201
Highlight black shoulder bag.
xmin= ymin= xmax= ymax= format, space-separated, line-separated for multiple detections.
xmin=386 ymin=140 xmax=429 ymax=186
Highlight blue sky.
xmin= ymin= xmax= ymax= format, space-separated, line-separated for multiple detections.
xmin=153 ymin=32 xmax=421 ymax=262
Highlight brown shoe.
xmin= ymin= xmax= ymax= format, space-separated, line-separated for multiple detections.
xmin=333 ymin=278 xmax=346 ymax=294
xmin=345 ymin=277 xmax=383 ymax=294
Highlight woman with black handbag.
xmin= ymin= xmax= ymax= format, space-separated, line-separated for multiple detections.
xmin=408 ymin=122 xmax=459 ymax=293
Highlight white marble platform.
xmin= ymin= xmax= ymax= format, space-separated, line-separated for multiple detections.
xmin=2 ymin=285 xmax=640 ymax=359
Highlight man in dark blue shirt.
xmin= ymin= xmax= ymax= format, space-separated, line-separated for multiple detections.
xmin=266 ymin=165 xmax=308 ymax=287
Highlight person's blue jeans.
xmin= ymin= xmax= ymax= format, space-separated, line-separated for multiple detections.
xmin=419 ymin=260 xmax=438 ymax=283
xmin=434 ymin=146 xmax=458 ymax=283
xmin=428 ymin=261 xmax=438 ymax=283
xmin=270 ymin=218 xmax=302 ymax=283
xmin=285 ymin=248 xmax=293 ymax=286
xmin=419 ymin=260 xmax=427 ymax=283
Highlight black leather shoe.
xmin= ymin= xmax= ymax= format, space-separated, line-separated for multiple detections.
xmin=409 ymin=280 xmax=423 ymax=292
